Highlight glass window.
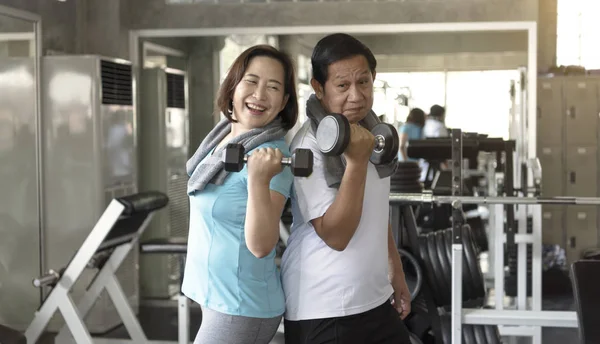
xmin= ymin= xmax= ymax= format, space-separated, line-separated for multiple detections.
xmin=376 ymin=70 xmax=517 ymax=139
xmin=556 ymin=0 xmax=600 ymax=69
xmin=445 ymin=71 xmax=518 ymax=139
xmin=376 ymin=72 xmax=446 ymax=125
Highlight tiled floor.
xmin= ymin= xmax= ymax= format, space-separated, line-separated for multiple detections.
xmin=98 ymin=293 xmax=577 ymax=344
xmin=26 ymin=294 xmax=577 ymax=344
xmin=25 ymin=262 xmax=579 ymax=344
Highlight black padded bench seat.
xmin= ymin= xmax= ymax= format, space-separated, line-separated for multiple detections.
xmin=0 ymin=324 xmax=26 ymax=344
xmin=140 ymin=237 xmax=188 ymax=254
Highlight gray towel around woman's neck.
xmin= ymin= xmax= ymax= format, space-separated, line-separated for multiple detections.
xmin=186 ymin=116 xmax=287 ymax=194
xmin=305 ymin=94 xmax=398 ymax=188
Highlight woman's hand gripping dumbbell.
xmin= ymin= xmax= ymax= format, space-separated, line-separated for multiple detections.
xmin=315 ymin=113 xmax=400 ymax=165
xmin=224 ymin=143 xmax=314 ymax=177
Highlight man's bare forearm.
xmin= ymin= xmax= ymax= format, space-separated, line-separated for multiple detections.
xmin=314 ymin=160 xmax=369 ymax=251
xmin=388 ymin=223 xmax=405 ymax=284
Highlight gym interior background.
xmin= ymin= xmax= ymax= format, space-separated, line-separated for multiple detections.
xmin=1 ymin=0 xmax=599 ymax=343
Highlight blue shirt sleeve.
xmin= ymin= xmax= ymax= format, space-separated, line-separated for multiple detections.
xmin=398 ymin=124 xmax=410 ymax=134
xmin=247 ymin=140 xmax=294 ymax=199
xmin=400 ymin=123 xmax=423 ymax=140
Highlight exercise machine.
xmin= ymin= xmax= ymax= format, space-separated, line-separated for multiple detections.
xmin=25 ymin=191 xmax=173 ymax=344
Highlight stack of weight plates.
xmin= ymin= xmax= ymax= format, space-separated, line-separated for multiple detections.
xmin=416 ymin=225 xmax=486 ymax=308
xmin=391 ymin=162 xmax=422 ymax=193
xmin=466 ymin=216 xmax=489 ymax=253
xmin=438 ymin=313 xmax=502 ymax=344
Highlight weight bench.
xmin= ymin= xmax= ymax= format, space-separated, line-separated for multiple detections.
xmin=24 ymin=191 xmax=171 ymax=344
xmin=139 ymin=237 xmax=190 ymax=344
xmin=571 ymin=260 xmax=600 ymax=344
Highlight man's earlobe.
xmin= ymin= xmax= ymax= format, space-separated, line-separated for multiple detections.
xmin=310 ymin=78 xmax=324 ymax=99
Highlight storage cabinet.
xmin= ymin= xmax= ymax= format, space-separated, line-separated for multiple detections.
xmin=537 ymin=76 xmax=600 ymax=263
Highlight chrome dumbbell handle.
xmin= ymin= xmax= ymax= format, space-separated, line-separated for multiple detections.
xmin=242 ymin=155 xmax=292 ymax=166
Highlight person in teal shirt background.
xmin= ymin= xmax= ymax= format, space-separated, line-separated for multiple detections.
xmin=398 ymin=107 xmax=426 ymax=161
xmin=183 ymin=45 xmax=299 ymax=344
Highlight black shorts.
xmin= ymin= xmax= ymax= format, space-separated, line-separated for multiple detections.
xmin=284 ymin=300 xmax=411 ymax=344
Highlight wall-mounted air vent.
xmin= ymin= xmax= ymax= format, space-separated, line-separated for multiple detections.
xmin=166 ymin=73 xmax=186 ymax=109
xmin=100 ymin=60 xmax=133 ymax=106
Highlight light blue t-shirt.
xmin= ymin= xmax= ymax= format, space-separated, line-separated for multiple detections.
xmin=182 ymin=139 xmax=294 ymax=318
xmin=398 ymin=122 xmax=423 ymax=161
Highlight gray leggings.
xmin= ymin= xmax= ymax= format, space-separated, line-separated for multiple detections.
xmin=194 ymin=307 xmax=282 ymax=344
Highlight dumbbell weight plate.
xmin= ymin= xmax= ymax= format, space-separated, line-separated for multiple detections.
xmin=484 ymin=323 xmax=502 ymax=344
xmin=463 ymin=226 xmax=486 ymax=302
xmin=453 ymin=226 xmax=486 ymax=303
xmin=442 ymin=227 xmax=479 ymax=305
xmin=316 ymin=113 xmax=350 ymax=156
xmin=223 ymin=143 xmax=246 ymax=172
xmin=417 ymin=235 xmax=445 ymax=306
xmin=466 ymin=216 xmax=488 ymax=253
xmin=434 ymin=230 xmax=454 ymax=304
xmin=473 ymin=324 xmax=487 ymax=344
xmin=370 ymin=123 xmax=400 ymax=165
xmin=465 ymin=323 xmax=478 ymax=344
xmin=439 ymin=314 xmax=452 ymax=344
xmin=452 ymin=226 xmax=478 ymax=304
xmin=426 ymin=232 xmax=449 ymax=304
xmin=290 ymin=148 xmax=314 ymax=177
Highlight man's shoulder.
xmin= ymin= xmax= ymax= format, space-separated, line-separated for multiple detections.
xmin=290 ymin=121 xmax=318 ymax=152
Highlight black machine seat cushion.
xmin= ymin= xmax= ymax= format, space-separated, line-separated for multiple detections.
xmin=117 ymin=191 xmax=169 ymax=216
xmin=140 ymin=237 xmax=188 ymax=254
xmin=0 ymin=324 xmax=26 ymax=344
xmin=571 ymin=260 xmax=600 ymax=344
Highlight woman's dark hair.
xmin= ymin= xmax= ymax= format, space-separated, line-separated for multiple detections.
xmin=311 ymin=33 xmax=377 ymax=86
xmin=406 ymin=108 xmax=426 ymax=127
xmin=216 ymin=45 xmax=298 ymax=130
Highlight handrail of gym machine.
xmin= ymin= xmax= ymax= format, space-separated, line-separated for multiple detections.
xmin=461 ymin=308 xmax=578 ymax=328
xmin=389 ymin=192 xmax=600 ymax=205
xmin=406 ymin=137 xmax=514 ymax=160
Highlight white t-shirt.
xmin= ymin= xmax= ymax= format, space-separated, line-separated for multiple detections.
xmin=280 ymin=121 xmax=394 ymax=321
xmin=423 ymin=118 xmax=448 ymax=138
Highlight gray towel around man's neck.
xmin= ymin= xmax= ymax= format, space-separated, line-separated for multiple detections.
xmin=305 ymin=94 xmax=398 ymax=188
xmin=186 ymin=116 xmax=287 ymax=194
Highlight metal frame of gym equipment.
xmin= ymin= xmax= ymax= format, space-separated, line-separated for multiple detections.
xmin=390 ymin=129 xmax=587 ymax=344
xmin=23 ymin=192 xmax=179 ymax=344
xmin=401 ymin=133 xmax=546 ymax=342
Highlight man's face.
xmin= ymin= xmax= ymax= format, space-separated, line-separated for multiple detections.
xmin=312 ymin=55 xmax=375 ymax=124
